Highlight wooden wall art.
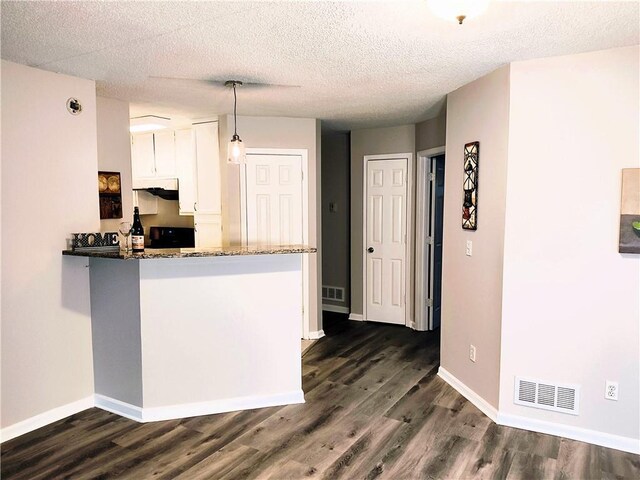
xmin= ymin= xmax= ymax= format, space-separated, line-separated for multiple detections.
xmin=462 ymin=141 xmax=479 ymax=230
xmin=98 ymin=171 xmax=123 ymax=220
xmin=619 ymin=168 xmax=640 ymax=254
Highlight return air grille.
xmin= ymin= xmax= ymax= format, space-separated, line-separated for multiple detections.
xmin=322 ymin=285 xmax=345 ymax=302
xmin=514 ymin=377 xmax=579 ymax=415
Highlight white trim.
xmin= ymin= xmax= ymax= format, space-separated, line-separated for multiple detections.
xmin=322 ymin=304 xmax=349 ymax=314
xmin=438 ymin=367 xmax=499 ymax=422
xmin=438 ymin=367 xmax=639 ymax=455
xmin=348 ymin=313 xmax=364 ymax=321
xmin=307 ymin=330 xmax=325 ymax=340
xmin=362 ymin=153 xmax=414 ymax=328
xmin=415 ymin=147 xmax=446 ymax=331
xmin=241 ymin=148 xmax=311 ymax=340
xmin=96 ymin=390 xmax=305 ymax=423
xmin=497 ymin=412 xmax=639 ymax=455
xmin=418 ymin=146 xmax=446 ymax=158
xmin=0 ymin=396 xmax=94 ymax=443
xmin=95 ymin=394 xmax=144 ymax=422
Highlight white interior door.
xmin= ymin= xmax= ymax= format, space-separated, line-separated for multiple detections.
xmin=365 ymin=157 xmax=408 ymax=325
xmin=245 ymin=154 xmax=303 ymax=245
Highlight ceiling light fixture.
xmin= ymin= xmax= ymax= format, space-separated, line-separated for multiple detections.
xmin=129 ymin=115 xmax=171 ymax=133
xmin=427 ymin=0 xmax=489 ymax=25
xmin=226 ymin=80 xmax=246 ymax=165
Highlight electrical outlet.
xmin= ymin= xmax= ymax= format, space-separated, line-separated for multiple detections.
xmin=466 ymin=240 xmax=473 ymax=256
xmin=469 ymin=345 xmax=476 ymax=363
xmin=605 ymin=381 xmax=618 ymax=401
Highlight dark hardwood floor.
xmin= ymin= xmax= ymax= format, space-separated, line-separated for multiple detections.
xmin=2 ymin=313 xmax=638 ymax=479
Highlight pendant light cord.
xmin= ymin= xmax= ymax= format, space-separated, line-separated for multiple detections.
xmin=233 ymin=83 xmax=238 ymax=136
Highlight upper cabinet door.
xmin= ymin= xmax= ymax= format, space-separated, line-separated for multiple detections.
xmin=153 ymin=130 xmax=176 ymax=177
xmin=131 ymin=133 xmax=155 ymax=179
xmin=175 ymin=129 xmax=197 ymax=215
xmin=194 ymin=122 xmax=221 ymax=214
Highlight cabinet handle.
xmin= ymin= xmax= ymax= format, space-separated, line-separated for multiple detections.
xmin=194 ymin=202 xmax=197 ymax=212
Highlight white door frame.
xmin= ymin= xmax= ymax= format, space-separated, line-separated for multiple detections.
xmin=362 ymin=153 xmax=414 ymax=327
xmin=240 ymin=148 xmax=311 ymax=339
xmin=415 ymin=146 xmax=445 ymax=331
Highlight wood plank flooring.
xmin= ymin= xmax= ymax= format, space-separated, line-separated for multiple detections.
xmin=2 ymin=313 xmax=638 ymax=479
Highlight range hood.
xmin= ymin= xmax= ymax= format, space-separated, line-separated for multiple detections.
xmin=133 ymin=177 xmax=179 ymax=200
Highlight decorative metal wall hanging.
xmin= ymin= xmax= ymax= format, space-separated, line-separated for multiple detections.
xmin=462 ymin=141 xmax=479 ymax=230
xmin=619 ymin=168 xmax=640 ymax=254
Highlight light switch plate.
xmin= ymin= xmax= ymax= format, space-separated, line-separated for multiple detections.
xmin=466 ymin=240 xmax=473 ymax=256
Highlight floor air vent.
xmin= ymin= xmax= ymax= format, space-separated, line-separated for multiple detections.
xmin=514 ymin=377 xmax=579 ymax=415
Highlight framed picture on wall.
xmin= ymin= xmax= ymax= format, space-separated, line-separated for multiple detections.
xmin=98 ymin=171 xmax=123 ymax=219
xmin=619 ymin=168 xmax=640 ymax=254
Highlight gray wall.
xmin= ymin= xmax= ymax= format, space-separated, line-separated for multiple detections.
xmin=441 ymin=65 xmax=511 ymax=409
xmin=321 ymin=133 xmax=350 ymax=309
xmin=415 ymin=110 xmax=447 ymax=152
xmin=500 ymin=46 xmax=639 ymax=440
xmin=350 ymin=125 xmax=415 ymax=316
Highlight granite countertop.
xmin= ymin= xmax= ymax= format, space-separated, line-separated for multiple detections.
xmin=62 ymin=244 xmax=317 ymax=259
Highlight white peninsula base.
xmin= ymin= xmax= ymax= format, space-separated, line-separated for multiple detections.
xmin=88 ymin=253 xmax=304 ymax=422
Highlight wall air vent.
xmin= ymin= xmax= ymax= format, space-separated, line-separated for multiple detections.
xmin=514 ymin=377 xmax=580 ymax=415
xmin=322 ymin=285 xmax=345 ymax=303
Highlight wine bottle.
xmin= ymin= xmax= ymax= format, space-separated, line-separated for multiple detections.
xmin=131 ymin=206 xmax=145 ymax=253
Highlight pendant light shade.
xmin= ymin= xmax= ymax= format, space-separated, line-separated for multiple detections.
xmin=427 ymin=0 xmax=489 ymax=24
xmin=228 ymin=133 xmax=246 ymax=165
xmin=226 ymin=80 xmax=246 ymax=164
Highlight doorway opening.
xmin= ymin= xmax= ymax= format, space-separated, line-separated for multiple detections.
xmin=415 ymin=147 xmax=446 ymax=331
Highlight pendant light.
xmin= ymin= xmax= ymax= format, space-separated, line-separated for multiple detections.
xmin=427 ymin=0 xmax=489 ymax=25
xmin=226 ymin=80 xmax=246 ymax=164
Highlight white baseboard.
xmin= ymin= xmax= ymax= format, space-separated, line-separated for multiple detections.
xmin=438 ymin=367 xmax=639 ymax=455
xmin=307 ymin=330 xmax=325 ymax=340
xmin=95 ymin=390 xmax=305 ymax=423
xmin=94 ymin=394 xmax=144 ymax=422
xmin=438 ymin=367 xmax=498 ymax=422
xmin=348 ymin=313 xmax=364 ymax=321
xmin=497 ymin=412 xmax=640 ymax=455
xmin=322 ymin=304 xmax=349 ymax=314
xmin=0 ymin=396 xmax=94 ymax=443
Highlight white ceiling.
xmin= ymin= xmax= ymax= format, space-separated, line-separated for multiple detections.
xmin=1 ymin=1 xmax=638 ymax=131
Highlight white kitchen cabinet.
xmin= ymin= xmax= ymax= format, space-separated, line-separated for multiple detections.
xmin=193 ymin=122 xmax=221 ymax=214
xmin=175 ymin=129 xmax=197 ymax=215
xmin=153 ymin=130 xmax=176 ymax=177
xmin=131 ymin=131 xmax=176 ymax=187
xmin=131 ymin=133 xmax=155 ymax=179
xmin=195 ymin=214 xmax=222 ymax=247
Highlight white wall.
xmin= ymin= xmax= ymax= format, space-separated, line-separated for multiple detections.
xmin=1 ymin=61 xmax=98 ymax=428
xmin=441 ymin=66 xmax=511 ymax=409
xmin=500 ymin=46 xmax=639 ymax=442
xmin=219 ymin=115 xmax=323 ymax=334
xmin=350 ymin=124 xmax=416 ymax=315
xmin=96 ymin=96 xmax=133 ymax=232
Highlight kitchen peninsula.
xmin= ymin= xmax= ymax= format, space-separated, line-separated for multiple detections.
xmin=63 ymin=245 xmax=316 ymax=422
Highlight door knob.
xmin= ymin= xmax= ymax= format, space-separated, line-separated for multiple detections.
xmin=367 ymin=247 xmax=374 ymax=253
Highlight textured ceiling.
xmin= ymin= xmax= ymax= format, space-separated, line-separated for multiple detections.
xmin=2 ymin=1 xmax=638 ymax=131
